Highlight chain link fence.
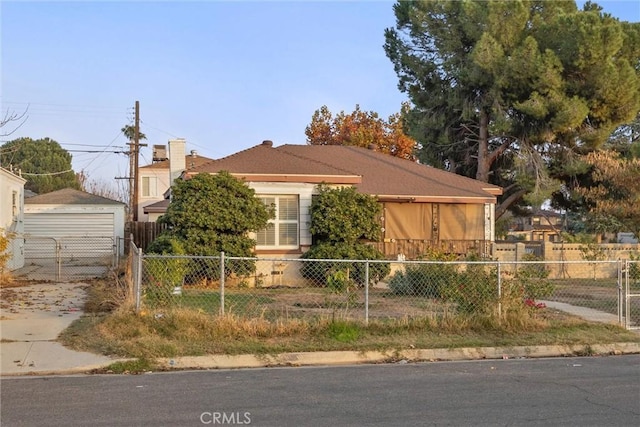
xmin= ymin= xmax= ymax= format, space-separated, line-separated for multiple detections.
xmin=133 ymin=248 xmax=640 ymax=329
xmin=625 ymin=260 xmax=640 ymax=330
xmin=12 ymin=236 xmax=123 ymax=281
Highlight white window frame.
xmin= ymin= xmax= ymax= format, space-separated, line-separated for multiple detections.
xmin=12 ymin=190 xmax=18 ymax=221
xmin=256 ymin=195 xmax=299 ymax=250
xmin=142 ymin=176 xmax=157 ymax=197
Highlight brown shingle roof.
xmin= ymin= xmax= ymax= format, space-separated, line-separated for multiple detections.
xmin=189 ymin=142 xmax=502 ymax=203
xmin=279 ymin=145 xmax=501 ymax=201
xmin=191 ymin=143 xmax=360 ymax=184
xmin=143 ymin=199 xmax=170 ymax=213
xmin=25 ymin=188 xmax=125 ymax=205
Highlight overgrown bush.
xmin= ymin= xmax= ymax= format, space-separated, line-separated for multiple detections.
xmin=155 ymin=171 xmax=272 ymax=280
xmin=301 ymin=185 xmax=390 ymax=287
xmin=301 ymin=242 xmax=390 ymax=287
xmin=441 ymin=263 xmax=499 ymax=315
xmin=513 ymin=254 xmax=554 ymax=301
xmin=145 ymin=235 xmax=189 ymax=306
xmin=388 ymin=248 xmax=458 ymax=297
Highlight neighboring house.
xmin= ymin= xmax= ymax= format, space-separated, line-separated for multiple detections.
xmin=0 ymin=166 xmax=26 ymax=270
xmin=159 ymin=140 xmax=502 ymax=259
xmin=24 ymin=188 xmax=127 ymax=258
xmin=138 ymin=138 xmax=213 ymax=221
xmin=509 ymin=209 xmax=564 ymax=242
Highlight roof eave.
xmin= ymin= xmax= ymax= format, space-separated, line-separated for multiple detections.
xmin=375 ymin=195 xmax=497 ymax=204
xmin=184 ymin=172 xmax=361 ymax=185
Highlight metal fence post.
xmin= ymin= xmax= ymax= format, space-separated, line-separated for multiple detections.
xmin=617 ymin=259 xmax=623 ymax=325
xmin=135 ymin=246 xmax=143 ymax=312
xmin=625 ymin=260 xmax=630 ymax=329
xmin=497 ymin=261 xmax=502 ymax=320
xmin=56 ymin=238 xmax=61 ymax=281
xmin=114 ymin=236 xmax=119 ymax=269
xmin=220 ymin=251 xmax=225 ymax=316
xmin=364 ymin=261 xmax=369 ymax=325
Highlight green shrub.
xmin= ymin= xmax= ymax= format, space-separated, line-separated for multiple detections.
xmin=389 ymin=261 xmax=459 ymax=298
xmin=145 ymin=235 xmax=189 ymax=306
xmin=441 ymin=263 xmax=499 ymax=315
xmin=301 ymin=242 xmax=390 ymax=287
xmin=388 ymin=270 xmax=413 ymax=295
xmin=389 ymin=248 xmax=459 ymax=298
xmin=514 ymin=254 xmax=554 ymax=300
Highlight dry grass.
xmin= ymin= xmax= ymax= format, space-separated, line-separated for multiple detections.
xmin=57 ymin=263 xmax=640 ymax=361
xmin=59 ymin=304 xmax=640 ymax=360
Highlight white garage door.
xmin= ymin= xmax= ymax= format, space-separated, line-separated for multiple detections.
xmin=24 ymin=212 xmax=115 ymax=259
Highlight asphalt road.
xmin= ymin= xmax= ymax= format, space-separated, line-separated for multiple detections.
xmin=1 ymin=355 xmax=639 ymax=426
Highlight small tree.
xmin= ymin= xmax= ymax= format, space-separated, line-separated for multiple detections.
xmin=155 ymin=171 xmax=273 ymax=278
xmin=579 ymin=243 xmax=608 ymax=280
xmin=301 ymin=185 xmax=390 ymax=286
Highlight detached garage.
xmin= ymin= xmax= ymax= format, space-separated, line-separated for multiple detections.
xmin=24 ymin=188 xmax=126 ymax=262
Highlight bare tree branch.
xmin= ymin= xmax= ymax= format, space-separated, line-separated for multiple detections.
xmin=1 ymin=107 xmax=29 ymax=137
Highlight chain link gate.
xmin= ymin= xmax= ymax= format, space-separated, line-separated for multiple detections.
xmin=624 ymin=260 xmax=640 ymax=330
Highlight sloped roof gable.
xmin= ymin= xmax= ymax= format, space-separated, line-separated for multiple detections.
xmin=191 ymin=143 xmax=361 ymax=184
xmin=25 ymin=188 xmax=125 ymax=205
xmin=189 ymin=142 xmax=502 ymax=202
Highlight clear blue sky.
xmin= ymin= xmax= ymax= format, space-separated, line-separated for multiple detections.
xmin=2 ymin=1 xmax=639 ymax=183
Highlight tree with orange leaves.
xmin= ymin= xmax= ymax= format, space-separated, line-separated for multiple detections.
xmin=305 ymin=104 xmax=417 ymax=160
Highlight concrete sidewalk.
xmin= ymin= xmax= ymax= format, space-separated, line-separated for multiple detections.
xmin=0 ymin=282 xmax=117 ymax=375
xmin=541 ymin=300 xmax=621 ymax=325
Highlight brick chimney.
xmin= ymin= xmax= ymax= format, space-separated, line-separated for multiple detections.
xmin=168 ymin=138 xmax=186 ymax=184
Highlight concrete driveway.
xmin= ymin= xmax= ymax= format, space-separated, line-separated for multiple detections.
xmin=0 ymin=281 xmax=116 ymax=375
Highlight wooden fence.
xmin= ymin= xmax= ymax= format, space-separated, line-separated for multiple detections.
xmin=125 ymin=222 xmax=167 ymax=252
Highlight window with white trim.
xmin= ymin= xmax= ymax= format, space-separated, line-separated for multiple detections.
xmin=142 ymin=176 xmax=157 ymax=197
xmin=12 ymin=191 xmax=18 ymax=221
xmin=256 ymin=195 xmax=299 ymax=249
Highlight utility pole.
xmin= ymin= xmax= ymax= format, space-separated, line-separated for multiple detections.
xmin=133 ymin=101 xmax=140 ymax=222
xmin=117 ymin=101 xmax=147 ymax=222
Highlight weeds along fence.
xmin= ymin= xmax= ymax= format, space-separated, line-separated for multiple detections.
xmin=130 ymin=247 xmax=640 ymax=330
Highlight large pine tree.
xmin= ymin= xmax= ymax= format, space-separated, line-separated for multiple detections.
xmin=384 ymin=0 xmax=640 ymax=218
xmin=0 ymin=137 xmax=81 ymax=194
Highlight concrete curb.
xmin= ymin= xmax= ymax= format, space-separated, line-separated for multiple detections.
xmin=3 ymin=343 xmax=637 ymax=376
xmin=155 ymin=342 xmax=640 ymax=371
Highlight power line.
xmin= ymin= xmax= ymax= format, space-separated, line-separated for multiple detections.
xmin=3 ymin=100 xmax=127 ymax=112
xmin=76 ymin=130 xmax=125 ymax=173
xmin=67 ymin=149 xmax=129 ymax=154
xmin=59 ymin=143 xmax=127 ymax=148
xmin=139 ymin=120 xmax=179 ymax=138
xmin=22 ymin=169 xmax=74 ymax=176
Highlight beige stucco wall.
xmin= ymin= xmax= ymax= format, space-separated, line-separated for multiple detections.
xmin=0 ymin=167 xmax=26 ymax=270
xmin=492 ymin=241 xmax=640 ymax=279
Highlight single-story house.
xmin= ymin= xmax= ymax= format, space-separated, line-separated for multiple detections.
xmin=0 ymin=166 xmax=27 ymax=270
xmin=156 ymin=140 xmax=502 ymax=259
xmin=24 ymin=188 xmax=126 ymax=260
